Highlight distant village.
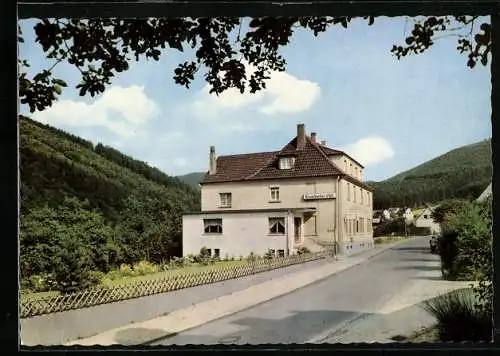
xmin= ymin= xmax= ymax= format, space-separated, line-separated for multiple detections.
xmin=372 ymin=206 xmax=441 ymax=235
xmin=373 ymin=181 xmax=492 ymax=236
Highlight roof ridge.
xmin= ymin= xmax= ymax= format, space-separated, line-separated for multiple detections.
xmin=219 ymin=150 xmax=278 ymax=158
xmin=245 ymin=135 xmax=303 ymax=180
xmin=309 ymin=137 xmax=346 ymax=175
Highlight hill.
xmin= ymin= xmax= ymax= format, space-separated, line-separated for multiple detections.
xmin=370 ymin=139 xmax=492 ymax=209
xmin=176 ymin=172 xmax=205 ymax=188
xmin=19 ymin=116 xmax=201 ymax=289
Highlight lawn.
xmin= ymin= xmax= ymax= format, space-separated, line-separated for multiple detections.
xmin=102 ymin=259 xmax=248 ymax=286
xmin=21 ymin=259 xmax=250 ymax=301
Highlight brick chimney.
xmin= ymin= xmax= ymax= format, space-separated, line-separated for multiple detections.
xmin=209 ymin=146 xmax=216 ymax=175
xmin=297 ymin=124 xmax=306 ymax=150
xmin=321 ymin=140 xmax=327 ymax=146
xmin=310 ymin=132 xmax=317 ymax=144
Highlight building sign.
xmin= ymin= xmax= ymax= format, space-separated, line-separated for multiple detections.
xmin=302 ymin=192 xmax=335 ymax=200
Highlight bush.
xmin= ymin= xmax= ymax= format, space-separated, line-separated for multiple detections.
xmin=169 ymin=256 xmax=186 ymax=268
xmin=133 ymin=260 xmax=159 ymax=275
xmin=246 ymin=252 xmax=257 ymax=262
xmin=296 ymin=246 xmax=311 ymax=255
xmin=421 ymin=288 xmax=491 ymax=342
xmin=263 ymin=250 xmax=274 ymax=260
xmin=373 ymin=218 xmax=406 ymax=237
xmin=87 ymin=271 xmax=105 ymax=285
xmin=437 ymin=230 xmax=459 ymax=279
xmin=439 ymin=201 xmax=492 ymax=281
xmin=119 ymin=263 xmax=135 ymax=277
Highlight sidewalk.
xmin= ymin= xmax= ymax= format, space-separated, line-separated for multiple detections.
xmin=313 ymin=252 xmax=473 ymax=344
xmin=64 ymin=238 xmax=416 ymax=346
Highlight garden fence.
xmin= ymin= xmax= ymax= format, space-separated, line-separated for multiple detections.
xmin=21 ymin=250 xmax=330 ymax=318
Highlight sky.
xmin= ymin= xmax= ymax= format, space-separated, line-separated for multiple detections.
xmin=18 ymin=16 xmax=492 ymax=182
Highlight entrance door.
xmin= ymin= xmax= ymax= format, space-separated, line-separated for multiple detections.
xmin=294 ymin=217 xmax=302 ymax=244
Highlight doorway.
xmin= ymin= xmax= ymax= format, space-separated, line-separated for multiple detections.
xmin=294 ymin=217 xmax=302 ymax=244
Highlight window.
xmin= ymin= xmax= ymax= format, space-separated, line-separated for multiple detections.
xmin=344 ymin=218 xmax=348 ymax=234
xmin=278 ymin=249 xmax=285 ymax=257
xmin=204 ymin=218 xmax=223 ymax=234
xmin=356 ymin=219 xmax=359 ymax=233
xmin=270 ymin=187 xmax=280 ymax=202
xmin=279 ymin=156 xmax=295 ymax=169
xmin=355 ymin=167 xmax=358 ymax=178
xmin=424 ymin=214 xmax=428 ymax=219
xmin=347 ymin=183 xmax=351 ymax=201
xmin=214 ymin=249 xmax=220 ymax=259
xmin=269 ymin=217 xmax=286 ymax=235
xmin=344 ymin=159 xmax=348 ymax=171
xmin=367 ymin=192 xmax=370 ymax=206
xmin=206 ymin=248 xmax=212 ymax=256
xmin=269 ymin=249 xmax=275 ymax=257
xmin=360 ymin=218 xmax=364 ymax=233
xmin=219 ymin=193 xmax=232 ymax=208
xmin=350 ymin=163 xmax=353 ymax=175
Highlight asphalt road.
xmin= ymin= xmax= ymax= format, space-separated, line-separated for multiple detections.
xmin=152 ymin=236 xmax=434 ymax=345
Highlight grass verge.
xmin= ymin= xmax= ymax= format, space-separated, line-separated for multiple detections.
xmin=21 ymin=259 xmax=249 ymax=301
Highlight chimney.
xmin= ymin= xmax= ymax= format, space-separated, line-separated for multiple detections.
xmin=321 ymin=140 xmax=327 ymax=146
xmin=310 ymin=132 xmax=317 ymax=144
xmin=209 ymin=146 xmax=216 ymax=175
xmin=297 ymin=123 xmax=306 ymax=150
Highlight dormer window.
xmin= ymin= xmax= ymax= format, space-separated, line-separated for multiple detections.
xmin=279 ymin=156 xmax=295 ymax=169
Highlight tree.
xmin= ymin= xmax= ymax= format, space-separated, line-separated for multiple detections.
xmin=18 ymin=16 xmax=491 ymax=114
xmin=20 ymin=196 xmax=120 ymax=291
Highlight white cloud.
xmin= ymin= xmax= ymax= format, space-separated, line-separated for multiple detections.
xmin=340 ymin=136 xmax=395 ymax=166
xmin=32 ymin=85 xmax=160 ymax=138
xmin=190 ymin=62 xmax=321 ymax=123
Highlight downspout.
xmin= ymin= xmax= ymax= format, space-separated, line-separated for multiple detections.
xmin=336 ymin=176 xmax=341 ymax=258
xmin=286 ymin=210 xmax=291 ymax=256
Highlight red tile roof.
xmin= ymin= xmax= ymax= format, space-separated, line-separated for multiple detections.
xmin=202 ymin=135 xmax=373 ymax=191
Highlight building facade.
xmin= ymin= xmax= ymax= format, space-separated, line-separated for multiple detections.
xmin=414 ymin=207 xmax=441 ymax=235
xmin=182 ymin=124 xmax=375 ymax=258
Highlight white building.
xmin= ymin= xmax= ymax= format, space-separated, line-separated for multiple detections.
xmin=182 ymin=124 xmax=375 ymax=259
xmin=414 ymin=207 xmax=441 ymax=235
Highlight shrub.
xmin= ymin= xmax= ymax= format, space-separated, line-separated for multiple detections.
xmin=133 ymin=260 xmax=159 ymax=276
xmin=119 ymin=263 xmax=135 ymax=277
xmin=169 ymin=256 xmax=186 ymax=268
xmin=296 ymin=246 xmax=311 ymax=255
xmin=439 ymin=201 xmax=492 ymax=281
xmin=263 ymin=250 xmax=274 ymax=260
xmin=373 ymin=218 xmax=406 ymax=237
xmin=421 ymin=288 xmax=491 ymax=342
xmin=437 ymin=230 xmax=459 ymax=279
xmin=87 ymin=271 xmax=105 ymax=285
xmin=246 ymin=252 xmax=257 ymax=262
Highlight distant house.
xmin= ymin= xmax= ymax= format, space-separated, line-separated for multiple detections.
xmin=402 ymin=207 xmax=414 ymax=224
xmin=381 ymin=209 xmax=391 ymax=221
xmin=476 ymin=182 xmax=492 ymax=202
xmin=414 ymin=206 xmax=441 ymax=235
xmin=372 ymin=210 xmax=383 ymax=224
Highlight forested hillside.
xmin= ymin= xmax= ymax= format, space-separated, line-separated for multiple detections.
xmin=176 ymin=172 xmax=205 ymax=188
xmin=369 ymin=139 xmax=492 ymax=209
xmin=20 ymin=116 xmax=201 ymax=289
